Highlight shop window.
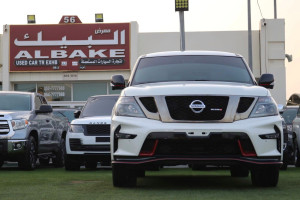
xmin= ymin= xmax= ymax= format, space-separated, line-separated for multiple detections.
xmin=37 ymin=83 xmax=71 ymax=101
xmin=14 ymin=83 xmax=36 ymax=92
xmin=73 ymin=83 xmax=107 ymax=101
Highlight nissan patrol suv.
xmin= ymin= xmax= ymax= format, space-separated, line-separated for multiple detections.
xmin=110 ymin=51 xmax=283 ymax=187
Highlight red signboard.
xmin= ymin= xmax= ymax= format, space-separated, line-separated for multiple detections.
xmin=10 ymin=23 xmax=130 ymax=72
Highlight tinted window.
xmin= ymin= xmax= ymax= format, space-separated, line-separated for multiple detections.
xmin=0 ymin=93 xmax=31 ymax=111
xmin=282 ymin=108 xmax=298 ymax=123
xmin=131 ymin=55 xmax=253 ymax=85
xmin=81 ymin=96 xmax=119 ymax=118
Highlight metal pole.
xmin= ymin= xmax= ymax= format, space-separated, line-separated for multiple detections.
xmin=248 ymin=0 xmax=253 ymax=71
xmin=274 ymin=0 xmax=277 ymax=19
xmin=179 ymin=11 xmax=185 ymax=51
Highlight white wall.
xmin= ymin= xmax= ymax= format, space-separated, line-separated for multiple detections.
xmin=138 ymin=31 xmax=261 ymax=77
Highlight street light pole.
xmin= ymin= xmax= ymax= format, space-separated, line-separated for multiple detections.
xmin=248 ymin=0 xmax=253 ymax=71
xmin=175 ymin=0 xmax=188 ymax=51
xmin=179 ymin=11 xmax=186 ymax=51
xmin=274 ymin=0 xmax=277 ymax=19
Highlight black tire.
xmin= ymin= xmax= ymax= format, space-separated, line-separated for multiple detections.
xmin=251 ymin=166 xmax=279 ymax=187
xmin=39 ymin=158 xmax=50 ymax=165
xmin=53 ymin=138 xmax=65 ymax=168
xmin=65 ymin=155 xmax=81 ymax=171
xmin=101 ymin=161 xmax=111 ymax=167
xmin=85 ymin=161 xmax=98 ymax=170
xmin=280 ymin=163 xmax=288 ymax=170
xmin=230 ymin=166 xmax=249 ymax=177
xmin=112 ymin=165 xmax=137 ymax=187
xmin=294 ymin=139 xmax=300 ymax=167
xmin=19 ymin=136 xmax=37 ymax=170
xmin=191 ymin=164 xmax=207 ymax=171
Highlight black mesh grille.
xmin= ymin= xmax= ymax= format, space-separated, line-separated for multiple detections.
xmin=165 ymin=96 xmax=229 ymax=120
xmin=237 ymin=97 xmax=255 ymax=113
xmin=84 ymin=125 xmax=110 ymax=136
xmin=139 ymin=97 xmax=157 ymax=113
xmin=142 ymin=132 xmax=254 ymax=156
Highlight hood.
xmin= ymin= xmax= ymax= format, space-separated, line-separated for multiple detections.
xmin=0 ymin=111 xmax=31 ymax=120
xmin=71 ymin=116 xmax=111 ymax=125
xmin=123 ymin=81 xmax=270 ymax=97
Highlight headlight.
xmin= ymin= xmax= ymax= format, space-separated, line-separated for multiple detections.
xmin=69 ymin=125 xmax=84 ymax=133
xmin=11 ymin=119 xmax=28 ymax=130
xmin=114 ymin=97 xmax=145 ymax=118
xmin=250 ymin=96 xmax=278 ymax=118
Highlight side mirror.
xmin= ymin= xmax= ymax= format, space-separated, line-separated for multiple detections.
xmin=258 ymin=74 xmax=274 ymax=89
xmin=74 ymin=110 xmax=81 ymax=119
xmin=277 ymin=104 xmax=285 ymax=114
xmin=36 ymin=105 xmax=53 ymax=114
xmin=111 ymin=75 xmax=125 ymax=90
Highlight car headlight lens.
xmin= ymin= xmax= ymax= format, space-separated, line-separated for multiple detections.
xmin=114 ymin=97 xmax=145 ymax=118
xmin=11 ymin=119 xmax=28 ymax=130
xmin=69 ymin=125 xmax=84 ymax=133
xmin=250 ymin=96 xmax=278 ymax=118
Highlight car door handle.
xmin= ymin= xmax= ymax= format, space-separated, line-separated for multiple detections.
xmin=46 ymin=119 xmax=50 ymax=123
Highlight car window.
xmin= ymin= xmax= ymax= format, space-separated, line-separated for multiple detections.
xmin=0 ymin=93 xmax=31 ymax=111
xmin=81 ymin=96 xmax=118 ymax=118
xmin=35 ymin=96 xmax=42 ymax=110
xmin=131 ymin=55 xmax=253 ymax=85
xmin=282 ymin=108 xmax=298 ymax=123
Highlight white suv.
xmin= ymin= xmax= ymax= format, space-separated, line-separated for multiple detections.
xmin=110 ymin=51 xmax=283 ymax=187
xmin=65 ymin=95 xmax=119 ymax=170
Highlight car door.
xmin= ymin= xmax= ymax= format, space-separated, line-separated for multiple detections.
xmin=35 ymin=95 xmax=55 ymax=153
xmin=293 ymin=107 xmax=300 ymax=149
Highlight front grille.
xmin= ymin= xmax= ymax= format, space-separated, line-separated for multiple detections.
xmin=139 ymin=97 xmax=157 ymax=113
xmin=0 ymin=120 xmax=10 ymax=134
xmin=237 ymin=97 xmax=255 ymax=113
xmin=84 ymin=124 xmax=110 ymax=136
xmin=165 ymin=96 xmax=229 ymax=120
xmin=69 ymin=138 xmax=110 ymax=152
xmin=140 ymin=132 xmax=255 ymax=156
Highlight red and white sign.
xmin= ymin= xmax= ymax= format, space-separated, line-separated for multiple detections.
xmin=10 ymin=23 xmax=130 ymax=72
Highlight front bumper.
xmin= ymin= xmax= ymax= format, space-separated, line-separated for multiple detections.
xmin=111 ymin=115 xmax=283 ymax=167
xmin=66 ymin=132 xmax=110 ymax=156
xmin=0 ymin=139 xmax=27 ymax=161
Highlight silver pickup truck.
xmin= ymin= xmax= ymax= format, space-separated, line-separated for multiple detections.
xmin=0 ymin=91 xmax=69 ymax=170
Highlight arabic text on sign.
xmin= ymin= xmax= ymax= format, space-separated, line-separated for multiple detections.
xmin=80 ymin=58 xmax=124 ymax=65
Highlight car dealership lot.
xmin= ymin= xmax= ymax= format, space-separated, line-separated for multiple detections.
xmin=0 ymin=163 xmax=299 ymax=200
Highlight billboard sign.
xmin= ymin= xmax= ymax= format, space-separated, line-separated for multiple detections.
xmin=10 ymin=23 xmax=130 ymax=72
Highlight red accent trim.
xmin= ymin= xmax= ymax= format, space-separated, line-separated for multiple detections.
xmin=112 ymin=157 xmax=281 ymax=165
xmin=139 ymin=140 xmax=159 ymax=157
xmin=238 ymin=139 xmax=257 ymax=157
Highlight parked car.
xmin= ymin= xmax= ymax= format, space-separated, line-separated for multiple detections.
xmin=291 ymin=106 xmax=300 ymax=167
xmin=53 ymin=108 xmax=77 ymax=123
xmin=0 ymin=91 xmax=69 ymax=170
xmin=65 ymin=95 xmax=119 ymax=170
xmin=279 ymin=105 xmax=298 ymax=169
xmin=110 ymin=51 xmax=282 ymax=187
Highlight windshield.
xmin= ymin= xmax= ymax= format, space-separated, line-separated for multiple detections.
xmin=131 ymin=55 xmax=254 ymax=85
xmin=0 ymin=93 xmax=31 ymax=111
xmin=282 ymin=108 xmax=298 ymax=124
xmin=81 ymin=96 xmax=118 ymax=118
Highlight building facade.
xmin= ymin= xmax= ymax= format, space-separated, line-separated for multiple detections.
xmin=0 ymin=18 xmax=286 ymax=107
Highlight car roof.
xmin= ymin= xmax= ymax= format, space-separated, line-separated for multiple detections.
xmin=143 ymin=51 xmax=242 ymax=58
xmin=89 ymin=94 xmax=119 ymax=98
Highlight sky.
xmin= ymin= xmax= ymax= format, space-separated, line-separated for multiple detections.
xmin=1 ymin=0 xmax=299 ymax=100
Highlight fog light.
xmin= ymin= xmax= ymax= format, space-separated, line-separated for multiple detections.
xmin=115 ymin=133 xmax=137 ymax=139
xmin=259 ymin=133 xmax=280 ymax=139
xmin=14 ymin=143 xmax=23 ymax=150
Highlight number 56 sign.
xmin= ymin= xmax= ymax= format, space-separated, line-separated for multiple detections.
xmin=59 ymin=16 xmax=82 ymax=24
